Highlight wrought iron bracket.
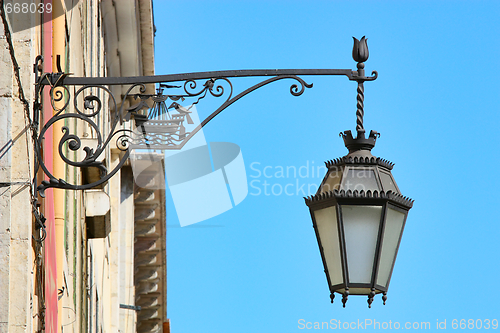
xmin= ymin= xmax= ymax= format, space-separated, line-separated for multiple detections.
xmin=32 ymin=37 xmax=378 ymax=198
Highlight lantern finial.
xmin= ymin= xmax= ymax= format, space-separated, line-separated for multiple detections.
xmin=352 ymin=36 xmax=369 ymax=63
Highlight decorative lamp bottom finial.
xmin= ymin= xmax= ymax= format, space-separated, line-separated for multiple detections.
xmin=342 ymin=288 xmax=349 ymax=308
xmin=368 ymin=288 xmax=376 ymax=308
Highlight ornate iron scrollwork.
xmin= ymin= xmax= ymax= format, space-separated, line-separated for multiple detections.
xmin=33 ymin=52 xmax=377 ymax=197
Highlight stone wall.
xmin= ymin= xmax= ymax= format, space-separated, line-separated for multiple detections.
xmin=0 ymin=14 xmax=38 ymax=333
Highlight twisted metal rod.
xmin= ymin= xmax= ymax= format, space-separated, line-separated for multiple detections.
xmin=356 ymin=81 xmax=364 ymax=131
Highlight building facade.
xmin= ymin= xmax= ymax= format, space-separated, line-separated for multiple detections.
xmin=0 ymin=1 xmax=168 ymax=332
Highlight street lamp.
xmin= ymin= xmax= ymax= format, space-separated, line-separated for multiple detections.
xmin=305 ymin=37 xmax=413 ymax=308
xmin=32 ymin=37 xmax=412 ymax=307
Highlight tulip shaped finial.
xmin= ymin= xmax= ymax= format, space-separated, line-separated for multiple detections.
xmin=352 ymin=36 xmax=369 ymax=63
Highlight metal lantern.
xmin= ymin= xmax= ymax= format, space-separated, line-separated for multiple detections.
xmin=305 ymin=129 xmax=413 ymax=307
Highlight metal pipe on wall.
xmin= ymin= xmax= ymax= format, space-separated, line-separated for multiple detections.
xmin=51 ymin=1 xmax=65 ymax=332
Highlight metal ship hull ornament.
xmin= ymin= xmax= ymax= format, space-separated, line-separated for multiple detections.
xmin=126 ymin=85 xmax=196 ymax=150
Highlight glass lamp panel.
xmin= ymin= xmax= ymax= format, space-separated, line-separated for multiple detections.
xmin=341 ymin=205 xmax=383 ymax=284
xmin=319 ymin=169 xmax=342 ymax=194
xmin=313 ymin=206 xmax=343 ymax=287
xmin=341 ymin=168 xmax=380 ymax=192
xmin=376 ymin=207 xmax=406 ymax=288
xmin=379 ymin=171 xmax=399 ymax=193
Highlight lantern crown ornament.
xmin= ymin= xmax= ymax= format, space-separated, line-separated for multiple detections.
xmin=305 ymin=38 xmax=413 ymax=308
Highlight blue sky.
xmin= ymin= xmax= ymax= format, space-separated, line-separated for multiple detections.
xmin=153 ymin=1 xmax=500 ymax=332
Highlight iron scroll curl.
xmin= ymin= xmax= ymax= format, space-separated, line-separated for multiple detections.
xmin=35 ymin=81 xmax=140 ymax=196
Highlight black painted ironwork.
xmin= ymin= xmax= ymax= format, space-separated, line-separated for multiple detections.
xmin=352 ymin=36 xmax=371 ymax=132
xmin=28 ymin=36 xmax=414 ymax=308
xmin=32 ymin=37 xmax=377 ymax=205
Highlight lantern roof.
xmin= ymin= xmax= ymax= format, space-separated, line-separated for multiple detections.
xmin=307 ymin=128 xmax=413 ymax=206
xmin=325 ymin=155 xmax=394 ymax=171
